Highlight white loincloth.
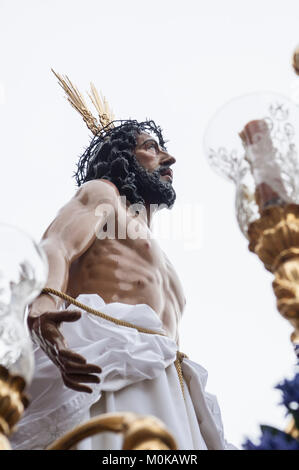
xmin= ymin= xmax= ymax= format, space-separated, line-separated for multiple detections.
xmin=11 ymin=294 xmax=236 ymax=450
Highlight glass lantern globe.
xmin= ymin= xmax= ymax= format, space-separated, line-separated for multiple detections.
xmin=0 ymin=224 xmax=48 ymax=385
xmin=203 ymin=92 xmax=299 ymax=237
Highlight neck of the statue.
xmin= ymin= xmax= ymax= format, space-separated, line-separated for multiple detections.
xmin=124 ymin=199 xmax=157 ymax=229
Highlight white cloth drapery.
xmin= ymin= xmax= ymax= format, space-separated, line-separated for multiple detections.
xmin=11 ymin=294 xmax=236 ymax=450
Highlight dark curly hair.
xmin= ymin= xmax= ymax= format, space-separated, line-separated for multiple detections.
xmin=73 ymin=119 xmax=175 ymax=207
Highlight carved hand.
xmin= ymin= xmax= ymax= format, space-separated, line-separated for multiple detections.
xmin=28 ymin=310 xmax=102 ymax=393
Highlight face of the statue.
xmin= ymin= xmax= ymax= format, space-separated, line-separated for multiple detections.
xmin=135 ymin=133 xmax=176 ymax=181
xmin=132 ymin=132 xmax=177 ymax=207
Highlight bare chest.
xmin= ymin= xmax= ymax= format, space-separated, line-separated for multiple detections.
xmin=68 ymin=205 xmax=186 ymax=325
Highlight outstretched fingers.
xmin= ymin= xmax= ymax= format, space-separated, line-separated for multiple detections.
xmin=34 ymin=309 xmax=103 ymax=394
xmin=58 ymin=353 xmax=102 ymax=393
xmin=58 ymin=348 xmax=89 ymax=364
xmin=47 ymin=310 xmax=82 ymax=324
xmin=61 ymin=373 xmax=94 ymax=394
xmin=65 ymin=373 xmax=100 ymax=384
xmin=59 ymin=356 xmax=102 ymax=375
xmin=60 ymin=364 xmax=101 ymax=394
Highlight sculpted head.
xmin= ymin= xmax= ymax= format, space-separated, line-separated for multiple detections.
xmin=74 ymin=120 xmax=176 ymax=208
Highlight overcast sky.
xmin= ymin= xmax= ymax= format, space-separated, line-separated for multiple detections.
xmin=1 ymin=0 xmax=298 ymax=448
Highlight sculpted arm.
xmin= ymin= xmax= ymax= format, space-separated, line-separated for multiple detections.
xmin=28 ymin=179 xmax=119 ymax=392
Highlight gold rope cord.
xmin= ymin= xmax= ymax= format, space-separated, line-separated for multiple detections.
xmin=174 ymin=352 xmax=188 ymax=400
xmin=41 ymin=288 xmax=187 ymax=399
xmin=42 ymin=288 xmax=167 ymax=336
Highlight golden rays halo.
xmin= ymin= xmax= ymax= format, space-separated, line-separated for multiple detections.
xmin=51 ymin=69 xmax=115 ymax=135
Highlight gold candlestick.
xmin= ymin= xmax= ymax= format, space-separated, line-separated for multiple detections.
xmin=248 ymin=204 xmax=299 ymax=346
xmin=204 ymin=89 xmax=299 ymax=446
xmin=46 ymin=412 xmax=178 ymax=450
xmin=0 ymin=366 xmax=29 ymax=450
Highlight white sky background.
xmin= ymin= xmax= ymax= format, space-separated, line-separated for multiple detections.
xmin=0 ymin=0 xmax=298 ymax=449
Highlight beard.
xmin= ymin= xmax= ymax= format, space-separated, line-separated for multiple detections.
xmin=128 ymin=157 xmax=176 ymax=208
